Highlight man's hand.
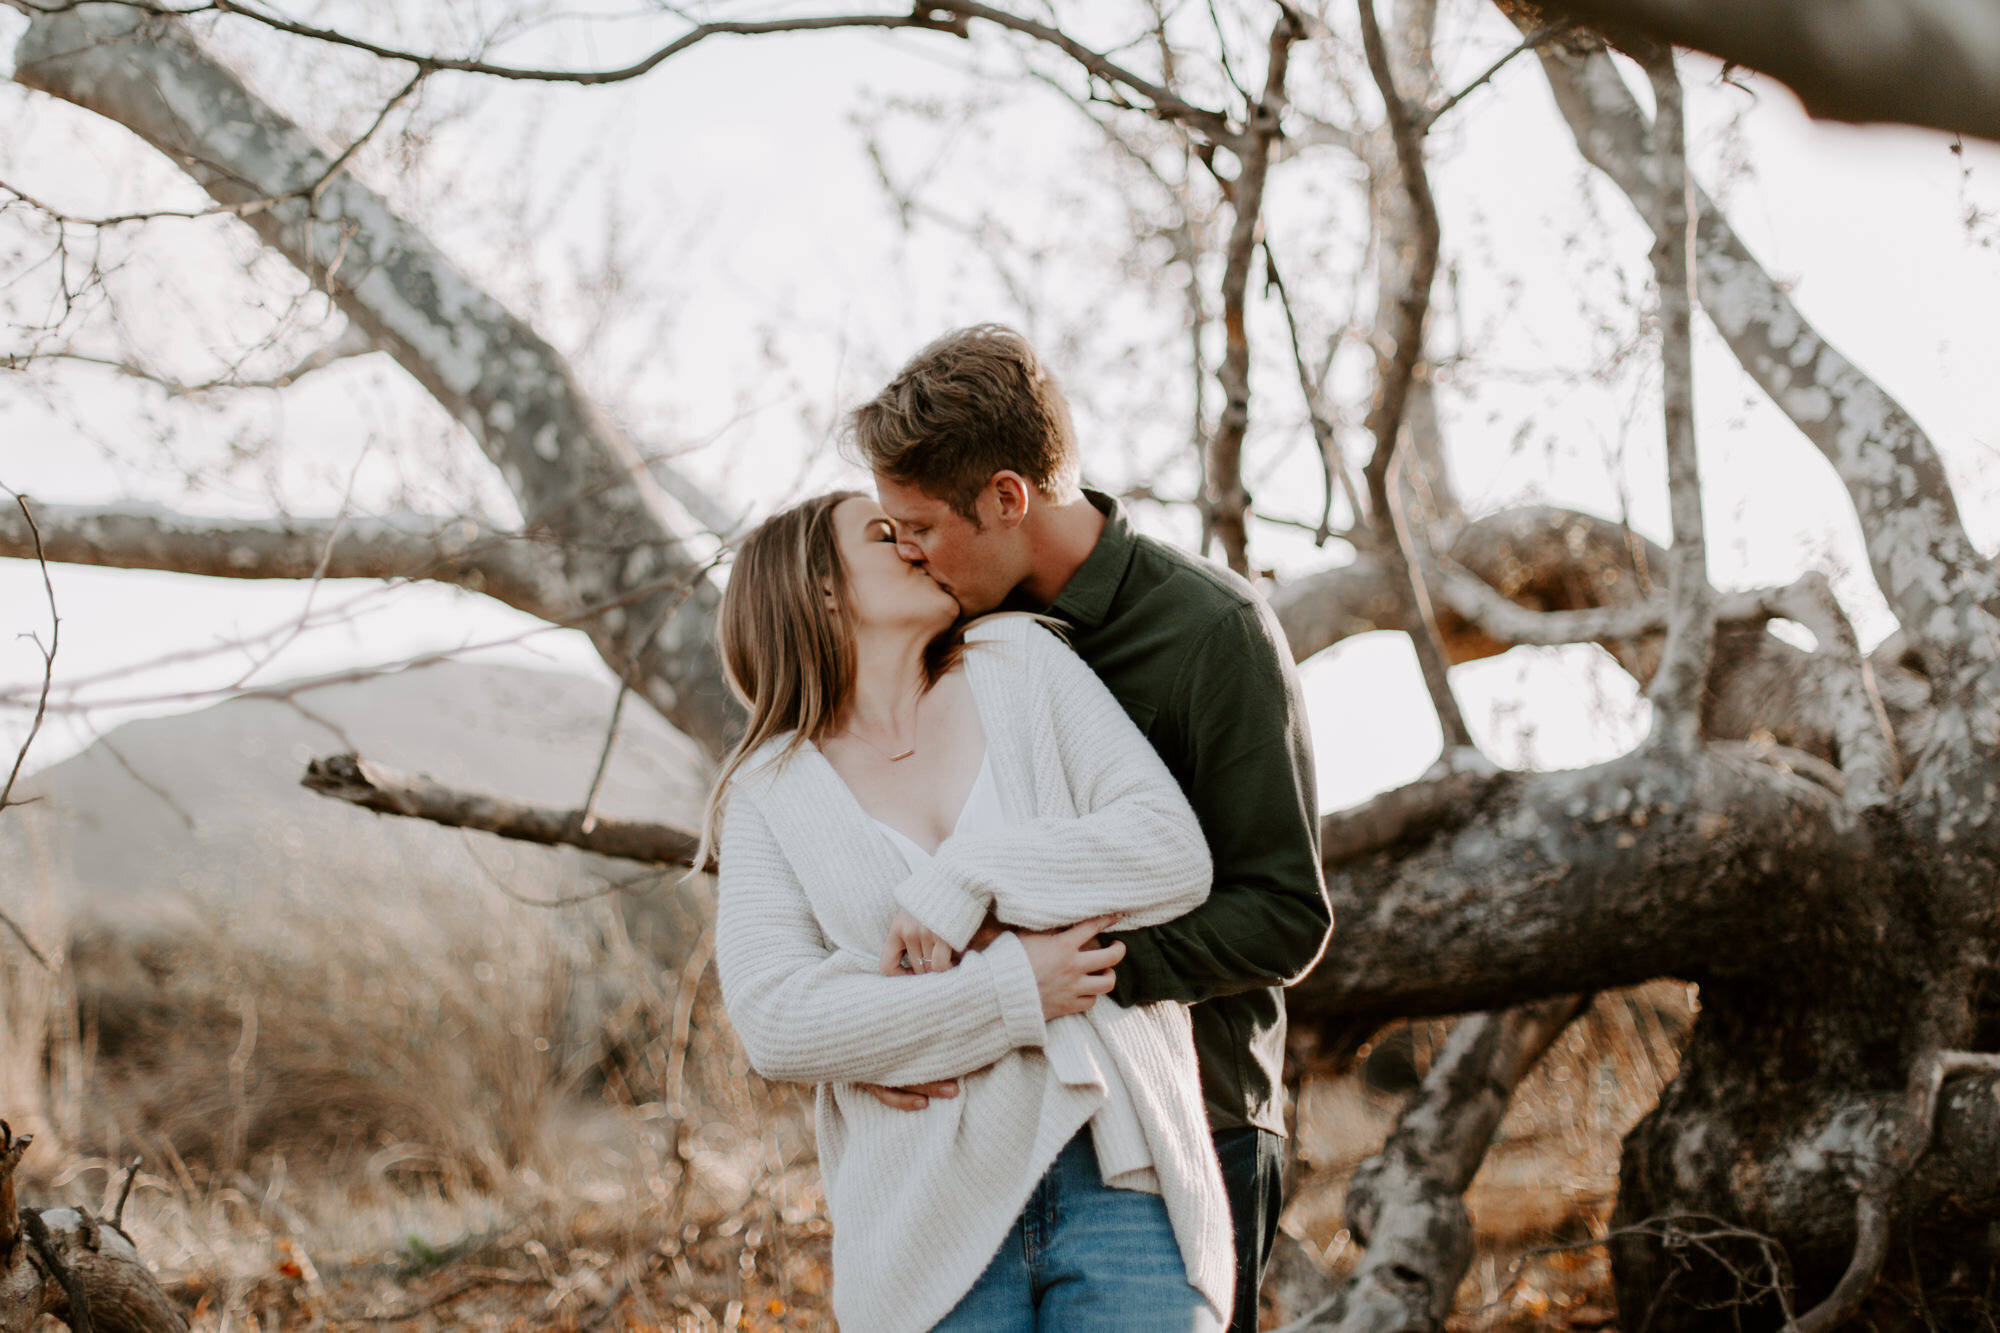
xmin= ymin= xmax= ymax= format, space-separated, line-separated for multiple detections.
xmin=860 ymin=1080 xmax=959 ymax=1111
xmin=1020 ymin=915 xmax=1124 ymax=1020
xmin=878 ymin=907 xmax=956 ymax=977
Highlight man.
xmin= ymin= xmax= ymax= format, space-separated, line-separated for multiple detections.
xmin=848 ymin=324 xmax=1332 ymax=1332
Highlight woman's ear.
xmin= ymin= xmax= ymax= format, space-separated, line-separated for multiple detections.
xmin=822 ymin=578 xmax=840 ymax=615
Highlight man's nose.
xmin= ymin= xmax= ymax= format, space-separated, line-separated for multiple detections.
xmin=895 ymin=536 xmax=925 ymax=565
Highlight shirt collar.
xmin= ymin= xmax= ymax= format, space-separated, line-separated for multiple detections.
xmin=1046 ymin=489 xmax=1136 ymax=630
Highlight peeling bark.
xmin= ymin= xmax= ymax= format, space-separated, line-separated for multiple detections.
xmin=12 ymin=4 xmax=736 ymax=756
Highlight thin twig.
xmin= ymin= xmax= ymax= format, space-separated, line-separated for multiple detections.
xmin=1418 ymin=23 xmax=1566 ymax=131
xmin=311 ymin=69 xmax=426 ymax=208
xmin=0 ymin=493 xmax=58 ymax=972
xmin=1 ymin=494 xmax=58 ymax=814
xmin=1263 ymin=242 xmax=1363 ymax=544
xmin=577 ymin=682 xmax=630 ymax=837
xmin=110 ymin=1155 xmax=142 ymax=1233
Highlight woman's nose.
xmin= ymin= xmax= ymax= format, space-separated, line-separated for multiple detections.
xmin=895 ymin=537 xmax=925 ymax=565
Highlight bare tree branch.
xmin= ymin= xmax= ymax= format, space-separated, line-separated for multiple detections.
xmin=7 ymin=327 xmax=378 ymax=392
xmin=1638 ymin=46 xmax=1712 ymax=755
xmin=9 ymin=0 xmax=1244 ymax=143
xmin=1264 ymin=243 xmax=1363 ymax=545
xmin=9 ymin=1 xmax=972 ymax=85
xmin=1355 ymin=0 xmax=1475 ymax=753
xmin=0 ymin=495 xmax=57 ymax=821
xmin=1417 ymin=20 xmax=1564 ymax=130
xmin=301 ymin=753 xmax=698 ymax=867
xmin=1541 ymin=0 xmax=2000 ymax=144
xmin=1529 ymin=29 xmax=2000 ymax=666
xmin=1205 ymin=7 xmax=1302 ymax=575
xmin=1355 ymin=0 xmax=1440 ymax=530
xmin=0 ymin=502 xmax=584 ymax=624
xmin=14 ymin=5 xmax=741 ymax=755
xmin=1318 ymin=746 xmax=1500 ymax=866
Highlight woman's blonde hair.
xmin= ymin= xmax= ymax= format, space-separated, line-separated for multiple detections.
xmin=696 ymin=490 xmax=969 ymax=868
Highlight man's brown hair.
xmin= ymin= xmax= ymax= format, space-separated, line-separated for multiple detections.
xmin=846 ymin=324 xmax=1081 ymax=520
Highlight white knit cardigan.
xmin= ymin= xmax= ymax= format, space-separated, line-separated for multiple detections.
xmin=716 ymin=616 xmax=1233 ymax=1333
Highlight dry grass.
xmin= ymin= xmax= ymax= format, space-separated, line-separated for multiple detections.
xmin=1 ymin=817 xmax=836 ymax=1332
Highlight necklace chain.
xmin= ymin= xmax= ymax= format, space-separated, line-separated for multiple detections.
xmin=847 ymin=722 xmax=917 ymax=763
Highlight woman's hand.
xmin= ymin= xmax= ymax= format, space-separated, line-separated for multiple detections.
xmin=878 ymin=908 xmax=957 ymax=977
xmin=1019 ymin=915 xmax=1124 ymax=1020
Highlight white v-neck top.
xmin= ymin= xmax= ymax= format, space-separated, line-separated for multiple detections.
xmin=870 ymin=750 xmax=1161 ymax=1196
xmin=870 ymin=750 xmax=1003 ymax=863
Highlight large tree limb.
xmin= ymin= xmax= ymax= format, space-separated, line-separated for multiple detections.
xmin=1296 ymin=744 xmax=1861 ymax=1030
xmin=0 ymin=503 xmax=583 ymax=624
xmin=12 ymin=5 xmax=737 ymax=756
xmin=1530 ymin=30 xmax=2000 ymax=668
xmin=1541 ymin=0 xmax=2000 ymax=145
xmin=1279 ymin=994 xmax=1590 ymax=1331
xmin=301 ymin=753 xmax=699 ymax=867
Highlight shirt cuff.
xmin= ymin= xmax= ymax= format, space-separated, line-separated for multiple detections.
xmin=893 ymin=861 xmax=989 ymax=950
xmin=979 ymin=931 xmax=1046 ymax=1050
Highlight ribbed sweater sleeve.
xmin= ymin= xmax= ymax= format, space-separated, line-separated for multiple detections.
xmin=895 ymin=622 xmax=1213 ymax=947
xmin=717 ymin=796 xmax=1046 ymax=1085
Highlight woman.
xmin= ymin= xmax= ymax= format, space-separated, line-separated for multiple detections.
xmin=705 ymin=491 xmax=1232 ymax=1332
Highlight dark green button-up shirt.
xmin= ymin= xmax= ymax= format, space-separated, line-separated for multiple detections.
xmin=1026 ymin=492 xmax=1330 ymax=1134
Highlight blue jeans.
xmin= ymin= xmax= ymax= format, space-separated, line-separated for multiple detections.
xmin=934 ymin=1132 xmax=1222 ymax=1332
xmin=1213 ymin=1127 xmax=1284 ymax=1333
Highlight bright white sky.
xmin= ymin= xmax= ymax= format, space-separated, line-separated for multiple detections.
xmin=2 ymin=2 xmax=1998 ymax=814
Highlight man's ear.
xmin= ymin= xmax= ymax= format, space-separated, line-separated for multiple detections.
xmin=989 ymin=471 xmax=1033 ymax=529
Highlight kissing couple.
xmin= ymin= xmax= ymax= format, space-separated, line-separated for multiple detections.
xmin=704 ymin=325 xmax=1332 ymax=1332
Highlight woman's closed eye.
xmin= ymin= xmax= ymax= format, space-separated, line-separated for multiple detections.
xmin=867 ymin=518 xmax=897 ymax=542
